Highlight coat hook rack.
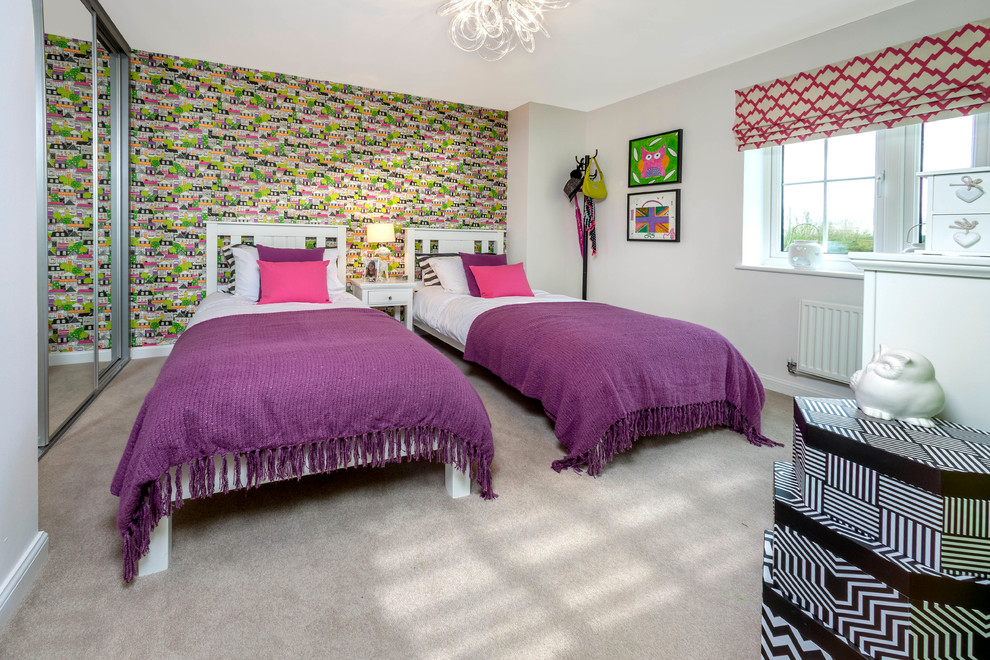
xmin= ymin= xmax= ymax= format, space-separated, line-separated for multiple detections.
xmin=574 ymin=150 xmax=598 ymax=173
xmin=571 ymin=149 xmax=600 ymax=301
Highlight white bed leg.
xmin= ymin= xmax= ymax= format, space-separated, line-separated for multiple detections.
xmin=137 ymin=515 xmax=171 ymax=577
xmin=444 ymin=464 xmax=471 ymax=499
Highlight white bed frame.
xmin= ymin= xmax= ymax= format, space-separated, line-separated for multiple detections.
xmin=205 ymin=220 xmax=350 ymax=293
xmin=403 ymin=227 xmax=505 ymax=353
xmin=139 ymin=222 xmax=471 ymax=578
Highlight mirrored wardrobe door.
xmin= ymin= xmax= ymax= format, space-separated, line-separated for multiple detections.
xmin=95 ymin=33 xmax=113 ymax=374
xmin=94 ymin=11 xmax=130 ymax=384
xmin=40 ymin=0 xmax=130 ymax=449
xmin=43 ymin=0 xmax=97 ymax=438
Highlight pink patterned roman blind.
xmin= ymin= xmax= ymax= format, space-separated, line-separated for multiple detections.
xmin=733 ymin=20 xmax=990 ymax=151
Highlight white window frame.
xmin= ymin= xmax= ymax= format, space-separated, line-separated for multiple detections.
xmin=747 ymin=112 xmax=990 ymax=274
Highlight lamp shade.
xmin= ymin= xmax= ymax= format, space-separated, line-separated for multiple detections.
xmin=366 ymin=222 xmax=395 ymax=244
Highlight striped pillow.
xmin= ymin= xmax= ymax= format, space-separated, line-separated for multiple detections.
xmin=417 ymin=252 xmax=458 ymax=286
xmin=220 ymin=242 xmax=263 ymax=295
xmin=219 ymin=243 xmax=242 ymax=294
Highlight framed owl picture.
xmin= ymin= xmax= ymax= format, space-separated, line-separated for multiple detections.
xmin=627 ymin=189 xmax=680 ymax=242
xmin=628 ymin=129 xmax=682 ymax=187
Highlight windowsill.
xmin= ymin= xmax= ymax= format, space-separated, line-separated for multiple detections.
xmin=735 ymin=258 xmax=864 ymax=280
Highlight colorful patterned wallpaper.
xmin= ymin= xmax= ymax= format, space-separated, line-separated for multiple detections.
xmin=128 ymin=50 xmax=507 ymax=346
xmin=45 ymin=39 xmax=508 ymax=350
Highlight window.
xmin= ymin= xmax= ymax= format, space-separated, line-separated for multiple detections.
xmin=752 ymin=112 xmax=990 ymax=271
xmin=781 ymin=132 xmax=878 ymax=254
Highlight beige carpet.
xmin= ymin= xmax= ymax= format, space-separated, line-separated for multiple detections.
xmin=2 ymin=339 xmax=794 ymax=659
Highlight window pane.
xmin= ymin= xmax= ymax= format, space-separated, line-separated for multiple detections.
xmin=921 ymin=115 xmax=974 ymax=172
xmin=826 ymin=132 xmax=876 ymax=179
xmin=782 ymin=182 xmax=823 ymax=250
xmin=918 ymin=116 xmax=975 ymax=243
xmin=783 ymin=140 xmax=824 ymax=184
xmin=825 ymin=179 xmax=875 ymax=253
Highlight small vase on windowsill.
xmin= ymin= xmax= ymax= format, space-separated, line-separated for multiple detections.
xmin=787 ymin=240 xmax=824 ymax=270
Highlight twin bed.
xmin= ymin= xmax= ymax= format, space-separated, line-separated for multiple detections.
xmin=111 ymin=222 xmax=772 ymax=581
xmin=111 ymin=223 xmax=494 ymax=582
xmin=404 ymin=227 xmax=775 ymax=475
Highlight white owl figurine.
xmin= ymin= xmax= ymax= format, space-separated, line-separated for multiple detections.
xmin=849 ymin=346 xmax=945 ymax=427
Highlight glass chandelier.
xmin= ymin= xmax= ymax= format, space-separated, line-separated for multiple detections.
xmin=437 ymin=0 xmax=570 ymax=61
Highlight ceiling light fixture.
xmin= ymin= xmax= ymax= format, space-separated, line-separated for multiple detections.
xmin=437 ymin=0 xmax=570 ymax=61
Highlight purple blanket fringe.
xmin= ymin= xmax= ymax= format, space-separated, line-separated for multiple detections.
xmin=551 ymin=400 xmax=776 ymax=476
xmin=121 ymin=426 xmax=495 ymax=583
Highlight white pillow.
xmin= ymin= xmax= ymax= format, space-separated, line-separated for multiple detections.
xmin=233 ymin=246 xmax=344 ymax=301
xmin=231 ymin=245 xmax=261 ymax=301
xmin=427 ymin=256 xmax=470 ymax=295
xmin=322 ymin=248 xmax=346 ymax=294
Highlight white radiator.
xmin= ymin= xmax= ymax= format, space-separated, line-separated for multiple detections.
xmin=796 ymin=300 xmax=863 ymax=384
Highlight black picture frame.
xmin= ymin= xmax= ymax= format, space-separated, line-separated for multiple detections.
xmin=628 ymin=129 xmax=682 ymax=187
xmin=626 ymin=189 xmax=680 ymax=242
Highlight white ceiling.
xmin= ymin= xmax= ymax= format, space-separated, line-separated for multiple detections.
xmin=48 ymin=0 xmax=915 ymax=112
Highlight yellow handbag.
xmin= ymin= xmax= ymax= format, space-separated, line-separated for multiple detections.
xmin=583 ymin=157 xmax=607 ymax=200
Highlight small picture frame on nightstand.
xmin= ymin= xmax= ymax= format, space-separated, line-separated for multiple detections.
xmin=364 ymin=258 xmax=381 ymax=282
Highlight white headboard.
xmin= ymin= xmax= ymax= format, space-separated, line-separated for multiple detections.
xmin=403 ymin=227 xmax=505 ymax=280
xmin=205 ymin=221 xmax=349 ymax=295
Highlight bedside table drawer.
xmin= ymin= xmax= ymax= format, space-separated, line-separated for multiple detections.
xmin=931 ymin=172 xmax=990 ymax=214
xmin=367 ymin=290 xmax=412 ymax=306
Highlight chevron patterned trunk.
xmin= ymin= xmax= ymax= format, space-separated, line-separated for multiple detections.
xmin=792 ymin=398 xmax=990 ymax=578
xmin=761 ymin=398 xmax=990 ymax=660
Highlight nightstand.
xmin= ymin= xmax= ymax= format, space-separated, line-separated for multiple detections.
xmin=349 ymin=278 xmax=415 ymax=330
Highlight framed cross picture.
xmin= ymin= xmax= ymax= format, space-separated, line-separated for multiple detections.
xmin=628 ymin=129 xmax=682 ymax=187
xmin=627 ymin=189 xmax=680 ymax=242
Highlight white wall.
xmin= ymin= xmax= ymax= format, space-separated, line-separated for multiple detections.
xmin=507 ymin=103 xmax=586 ymax=298
xmin=0 ymin=0 xmax=46 ymax=633
xmin=510 ymin=0 xmax=990 ymax=398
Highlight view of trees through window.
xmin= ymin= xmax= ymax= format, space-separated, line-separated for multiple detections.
xmin=781 ymin=132 xmax=877 ymax=254
xmin=778 ymin=115 xmax=977 ymax=256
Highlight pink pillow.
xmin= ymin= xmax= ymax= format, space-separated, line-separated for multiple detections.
xmin=459 ymin=252 xmax=507 ymax=296
xmin=469 ymin=263 xmax=534 ymax=298
xmin=256 ymin=245 xmax=331 ymax=298
xmin=257 ymin=260 xmax=331 ymax=304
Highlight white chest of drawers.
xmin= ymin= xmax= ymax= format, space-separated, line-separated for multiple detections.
xmin=921 ymin=167 xmax=990 ymax=256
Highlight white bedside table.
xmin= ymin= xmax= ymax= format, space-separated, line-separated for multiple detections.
xmin=349 ymin=278 xmax=415 ymax=330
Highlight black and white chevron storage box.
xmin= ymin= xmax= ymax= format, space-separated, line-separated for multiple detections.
xmin=762 ymin=529 xmax=858 ymax=659
xmin=768 ymin=462 xmax=990 ymax=659
xmin=792 ymin=398 xmax=990 ymax=578
xmin=761 ymin=398 xmax=990 ymax=660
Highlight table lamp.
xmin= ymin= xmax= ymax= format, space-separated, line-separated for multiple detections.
xmin=366 ymin=222 xmax=395 ymax=281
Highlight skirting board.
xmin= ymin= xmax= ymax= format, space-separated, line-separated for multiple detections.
xmin=0 ymin=531 xmax=49 ymax=633
xmin=759 ymin=374 xmax=852 ymax=399
xmin=48 ymin=349 xmax=111 ymax=366
xmin=49 ymin=344 xmax=174 ymax=365
xmin=131 ymin=344 xmax=174 ymax=360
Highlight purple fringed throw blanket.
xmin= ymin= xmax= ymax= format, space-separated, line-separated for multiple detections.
xmin=463 ymin=302 xmax=777 ymax=475
xmin=112 ymin=308 xmax=495 ymax=582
